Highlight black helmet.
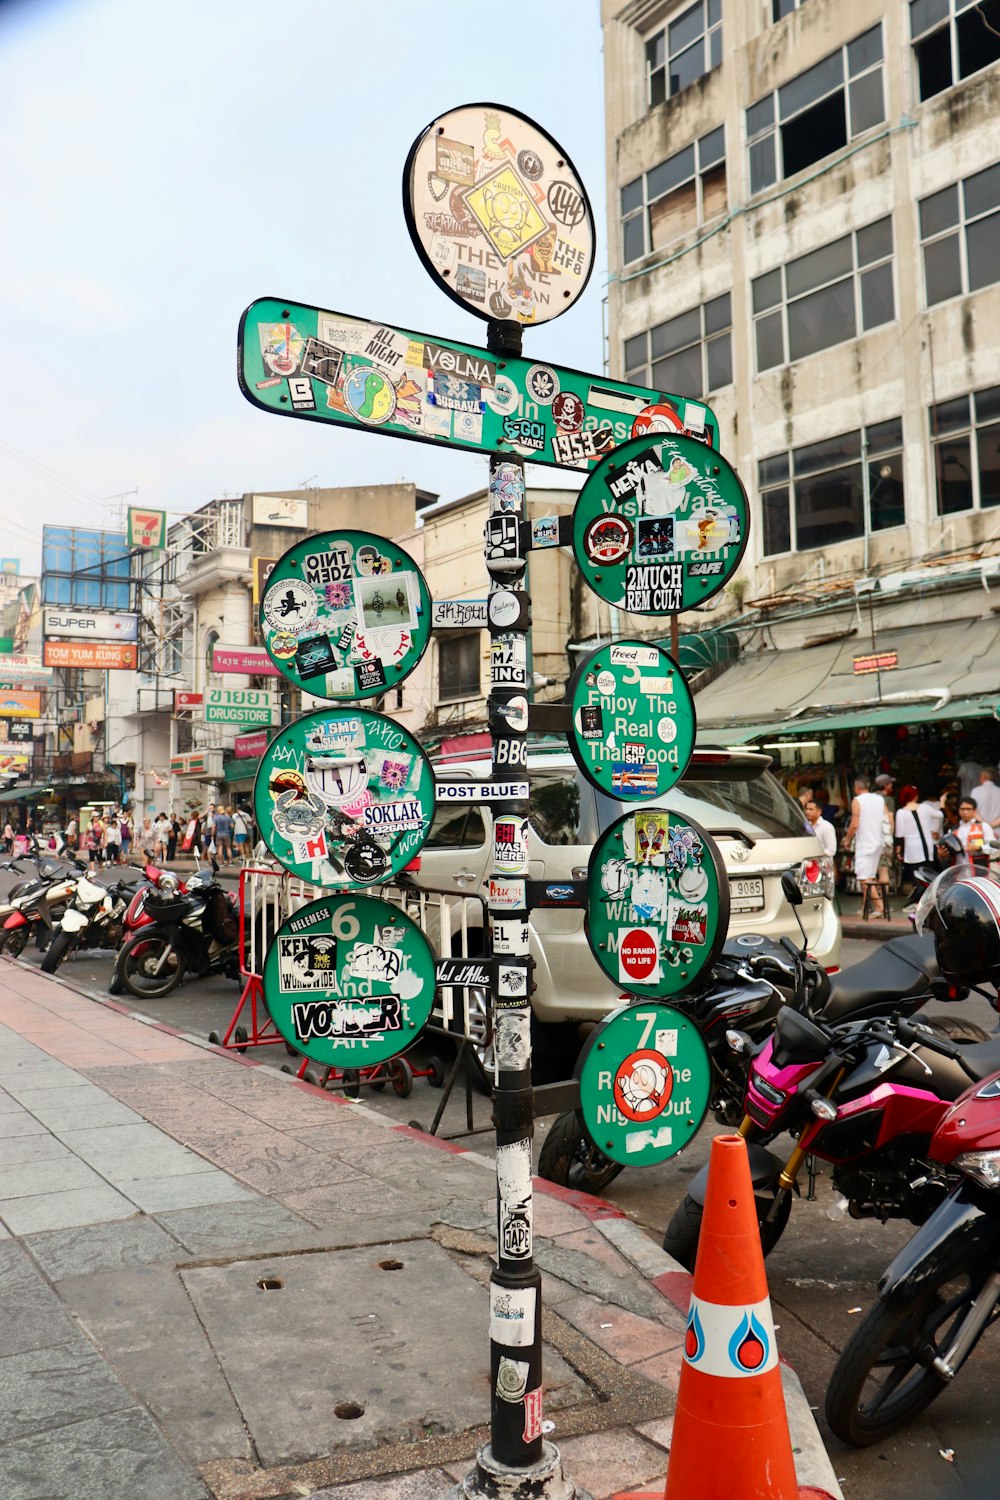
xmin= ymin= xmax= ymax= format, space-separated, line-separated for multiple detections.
xmin=916 ymin=866 xmax=1000 ymax=983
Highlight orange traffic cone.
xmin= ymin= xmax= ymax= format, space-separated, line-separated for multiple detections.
xmin=617 ymin=1134 xmax=804 ymax=1500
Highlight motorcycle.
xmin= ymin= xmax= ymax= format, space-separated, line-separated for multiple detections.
xmin=826 ymin=1060 xmax=1000 ymax=1444
xmin=662 ymin=1000 xmax=999 ymax=1270
xmin=0 ymin=849 xmax=90 ymax=957
xmin=115 ymin=868 xmax=241 ymax=999
xmin=40 ymin=868 xmax=148 ymax=974
xmin=107 ymin=861 xmax=188 ymax=994
xmin=538 ymin=872 xmax=971 ymax=1192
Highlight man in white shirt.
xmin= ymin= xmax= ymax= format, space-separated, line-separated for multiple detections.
xmin=971 ymin=768 xmax=1000 ymax=826
xmin=804 ymin=800 xmax=837 ymax=859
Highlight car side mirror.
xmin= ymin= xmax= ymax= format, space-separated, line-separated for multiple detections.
xmin=780 ymin=870 xmax=803 ymax=907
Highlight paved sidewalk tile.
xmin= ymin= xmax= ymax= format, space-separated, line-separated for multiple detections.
xmin=555 ymin=1428 xmax=668 ymax=1500
xmin=0 ymin=1134 xmax=73 ymax=1167
xmin=57 ymin=1122 xmax=213 ymax=1183
xmin=0 ymin=1114 xmax=49 ymax=1140
xmin=0 ymin=1406 xmax=207 ymax=1499
xmin=0 ymin=1186 xmax=138 ymax=1236
xmin=0 ymin=1334 xmax=132 ymax=1443
xmin=24 ymin=1215 xmax=184 ymax=1282
xmin=0 ymin=1157 xmax=110 ymax=1201
xmin=557 ymin=1295 xmax=686 ymax=1364
xmin=155 ymin=1199 xmax=314 ymax=1255
xmin=122 ymin=1171 xmax=260 ymax=1214
xmin=0 ymin=1243 xmax=70 ymax=1358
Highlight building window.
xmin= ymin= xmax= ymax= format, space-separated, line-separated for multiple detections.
xmin=620 ymin=127 xmax=726 ymax=265
xmin=773 ymin=0 xmax=810 ymax=17
xmin=930 ymin=385 xmax=1000 ymax=515
xmin=753 ymin=217 xmax=894 ymax=372
xmin=438 ymin=634 xmax=481 ymax=702
xmin=759 ymin=420 xmax=906 ymax=556
xmin=646 ymin=0 xmax=722 ymax=107
xmin=919 ymin=163 xmax=1000 ymax=305
xmin=623 ymin=293 xmax=732 ymax=400
xmin=911 ymin=0 xmax=1000 ymax=103
xmin=747 ymin=25 xmax=884 ymax=192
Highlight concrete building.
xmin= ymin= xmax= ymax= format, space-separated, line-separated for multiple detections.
xmin=601 ymin=0 xmax=1000 ymax=780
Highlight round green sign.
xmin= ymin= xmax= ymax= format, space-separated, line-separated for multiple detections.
xmin=576 ymin=1002 xmax=711 ymax=1166
xmin=259 ymin=529 xmax=431 ymax=698
xmin=568 ymin=641 xmax=695 ymax=802
xmin=254 ymin=709 xmax=435 ymax=888
xmin=585 ymin=808 xmax=729 ymax=999
xmin=262 ymin=894 xmax=435 ymax=1068
xmin=572 ymin=433 xmax=749 ymax=614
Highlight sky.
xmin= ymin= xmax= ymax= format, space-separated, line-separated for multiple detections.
xmin=0 ymin=0 xmax=609 ymax=575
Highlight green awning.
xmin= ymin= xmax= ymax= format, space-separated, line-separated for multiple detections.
xmin=0 ymin=783 xmax=52 ymax=804
xmin=712 ymin=696 xmax=996 ymax=743
xmin=224 ymin=756 xmax=261 ymax=785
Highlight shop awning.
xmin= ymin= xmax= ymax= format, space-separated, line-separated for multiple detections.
xmin=224 ymin=756 xmax=261 ymax=786
xmin=695 ymin=616 xmax=1000 ymax=738
xmin=0 ymin=783 xmax=52 ymax=804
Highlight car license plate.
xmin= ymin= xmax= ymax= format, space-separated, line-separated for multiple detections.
xmin=729 ymin=877 xmax=765 ymax=913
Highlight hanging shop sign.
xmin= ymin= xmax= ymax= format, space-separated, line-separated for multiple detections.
xmin=238 ymin=299 xmax=718 ymax=471
xmin=1 ymin=719 xmax=34 ymax=743
xmin=253 ymin=708 xmax=435 ymax=889
xmin=251 ymin=495 xmax=309 ymax=529
xmin=0 ymin=691 xmax=41 ymax=719
xmin=0 ymin=752 xmax=29 ymax=776
xmin=853 ymin=650 xmax=898 ymax=675
xmin=234 ymin=730 xmax=268 ymax=759
xmin=0 ymin=656 xmax=51 ymax=686
xmin=572 ymin=434 xmax=750 ymax=614
xmin=127 ymin=507 xmax=167 ymax=551
xmin=212 ymin=645 xmax=279 ymax=676
xmin=174 ymin=691 xmax=203 ymax=711
xmin=576 ymin=1001 xmax=712 ymax=1167
xmin=252 ymin=557 xmax=278 ymax=604
xmin=567 ymin=641 xmax=695 ymax=801
xmin=585 ymin=808 xmax=728 ymax=1000
xmin=403 ymin=102 xmax=595 ymax=327
xmin=204 ymin=687 xmax=280 ymax=725
xmin=169 ymin=751 xmax=222 ymax=778
xmin=262 ymin=894 xmax=436 ymax=1069
xmin=43 ymin=641 xmax=137 ymax=671
xmin=259 ymin=529 xmax=431 ymax=700
xmin=42 ymin=609 xmax=139 ymax=642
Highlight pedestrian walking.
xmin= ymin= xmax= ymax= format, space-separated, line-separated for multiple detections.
xmin=2 ymin=820 xmax=13 ymax=853
xmin=64 ymin=814 xmax=78 ymax=851
xmin=153 ymin=813 xmax=169 ymax=862
xmin=894 ymin=784 xmax=943 ymax=893
xmin=214 ymin=805 xmax=234 ymax=864
xmin=233 ymin=806 xmax=250 ymax=858
xmin=167 ymin=814 xmax=179 ymax=863
xmin=845 ymin=774 xmax=891 ymax=918
xmin=104 ymin=814 xmax=122 ymax=866
xmin=954 ymin=797 xmax=995 ymax=872
xmin=972 ymin=768 xmax=1000 ymax=826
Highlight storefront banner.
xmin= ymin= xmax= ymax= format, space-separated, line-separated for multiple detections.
xmin=0 ymin=691 xmax=41 ymax=719
xmin=212 ymin=646 xmax=279 ymax=676
xmin=43 ymin=641 xmax=137 ymax=670
xmin=43 ymin=609 xmax=139 ymax=642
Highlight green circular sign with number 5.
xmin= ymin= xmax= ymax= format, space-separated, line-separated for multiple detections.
xmin=262 ymin=894 xmax=436 ymax=1068
xmin=585 ymin=808 xmax=729 ymax=999
xmin=576 ymin=1001 xmax=711 ymax=1167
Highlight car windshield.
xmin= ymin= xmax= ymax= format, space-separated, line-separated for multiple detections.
xmin=596 ymin=771 xmax=809 ymax=840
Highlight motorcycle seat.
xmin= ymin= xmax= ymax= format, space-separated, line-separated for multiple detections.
xmin=822 ymin=934 xmax=942 ymax=1023
xmin=947 ymin=1035 xmax=1000 ymax=1080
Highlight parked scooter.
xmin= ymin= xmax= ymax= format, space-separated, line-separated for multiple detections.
xmin=106 ymin=860 xmax=188 ymax=994
xmin=40 ymin=869 xmax=146 ymax=974
xmin=538 ymin=873 xmax=970 ymax=1192
xmin=115 ymin=867 xmax=241 ymax=999
xmin=0 ymin=849 xmax=89 ymax=957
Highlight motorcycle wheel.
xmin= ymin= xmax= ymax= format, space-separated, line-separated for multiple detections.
xmin=923 ymin=1015 xmax=992 ymax=1044
xmin=41 ymin=928 xmax=77 ymax=975
xmin=663 ymin=1185 xmax=793 ymax=1271
xmin=108 ymin=966 xmax=125 ymax=995
xmin=825 ymin=1264 xmax=999 ymax=1445
xmin=3 ymin=926 xmax=30 ymax=960
xmin=537 ymin=1111 xmax=624 ymax=1193
xmin=119 ymin=932 xmax=185 ymax=998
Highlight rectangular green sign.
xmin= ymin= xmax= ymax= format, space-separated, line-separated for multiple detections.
xmin=238 ymin=298 xmax=718 ymax=473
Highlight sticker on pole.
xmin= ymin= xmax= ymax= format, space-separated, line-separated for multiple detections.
xmin=253 ymin=709 xmax=435 ymax=888
xmin=585 ymin=809 xmax=728 ymax=998
xmin=576 ymin=1002 xmax=711 ymax=1167
xmin=572 ymin=434 xmax=750 ymax=614
xmin=568 ymin=641 xmax=695 ymax=801
xmin=259 ymin=530 xmax=430 ymax=699
xmin=262 ymin=895 xmax=435 ymax=1068
xmin=403 ymin=102 xmax=595 ymax=327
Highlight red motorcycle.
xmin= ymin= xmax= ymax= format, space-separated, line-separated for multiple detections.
xmin=108 ymin=863 xmax=188 ymax=994
xmin=826 ymin=1064 xmax=1000 ymax=1443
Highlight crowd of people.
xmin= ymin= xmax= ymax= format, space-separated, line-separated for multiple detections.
xmin=795 ymin=765 xmax=1000 ymax=918
xmin=1 ymin=803 xmax=255 ymax=868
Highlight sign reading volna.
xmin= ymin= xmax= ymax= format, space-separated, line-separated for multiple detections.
xmin=43 ymin=609 xmax=139 ymax=642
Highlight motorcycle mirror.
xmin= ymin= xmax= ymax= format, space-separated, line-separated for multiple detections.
xmin=780 ymin=870 xmax=803 ymax=907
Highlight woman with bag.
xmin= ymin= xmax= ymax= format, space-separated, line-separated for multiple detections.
xmin=894 ymin=785 xmax=943 ymax=894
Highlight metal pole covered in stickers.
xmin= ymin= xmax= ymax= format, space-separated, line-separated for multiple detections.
xmin=403 ymin=105 xmax=595 ymax=1500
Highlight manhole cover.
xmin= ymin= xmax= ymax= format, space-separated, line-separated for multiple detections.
xmin=181 ymin=1241 xmax=588 ymax=1464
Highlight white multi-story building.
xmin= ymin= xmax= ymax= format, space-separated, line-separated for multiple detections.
xmin=601 ymin=0 xmax=1000 ymax=757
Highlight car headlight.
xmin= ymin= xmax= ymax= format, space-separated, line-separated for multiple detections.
xmin=955 ymin=1150 xmax=1000 ymax=1189
xmin=798 ymin=855 xmax=834 ymax=901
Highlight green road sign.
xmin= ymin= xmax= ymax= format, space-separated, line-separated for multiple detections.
xmin=576 ymin=1001 xmax=711 ymax=1167
xmin=260 ymin=530 xmax=431 ymax=699
xmin=238 ymin=298 xmax=719 ymax=471
xmin=403 ymin=102 xmax=595 ymax=327
xmin=262 ymin=894 xmax=436 ymax=1069
xmin=585 ymin=808 xmax=729 ymax=999
xmin=254 ymin=709 xmax=435 ymax=888
xmin=572 ymin=433 xmax=750 ymax=614
xmin=568 ymin=641 xmax=695 ymax=801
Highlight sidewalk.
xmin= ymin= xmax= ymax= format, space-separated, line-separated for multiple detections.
xmin=0 ymin=961 xmax=843 ymax=1500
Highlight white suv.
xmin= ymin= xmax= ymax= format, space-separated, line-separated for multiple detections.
xmin=415 ymin=744 xmax=840 ymax=1050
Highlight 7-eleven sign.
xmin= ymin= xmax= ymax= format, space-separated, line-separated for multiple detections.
xmin=128 ymin=507 xmax=167 ymax=551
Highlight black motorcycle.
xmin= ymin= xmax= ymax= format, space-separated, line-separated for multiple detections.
xmin=115 ymin=868 xmax=241 ymax=999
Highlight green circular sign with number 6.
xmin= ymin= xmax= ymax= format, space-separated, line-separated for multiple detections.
xmin=262 ymin=894 xmax=436 ymax=1068
xmin=585 ymin=808 xmax=729 ymax=999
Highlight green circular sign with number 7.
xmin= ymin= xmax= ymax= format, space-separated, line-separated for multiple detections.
xmin=262 ymin=894 xmax=436 ymax=1068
